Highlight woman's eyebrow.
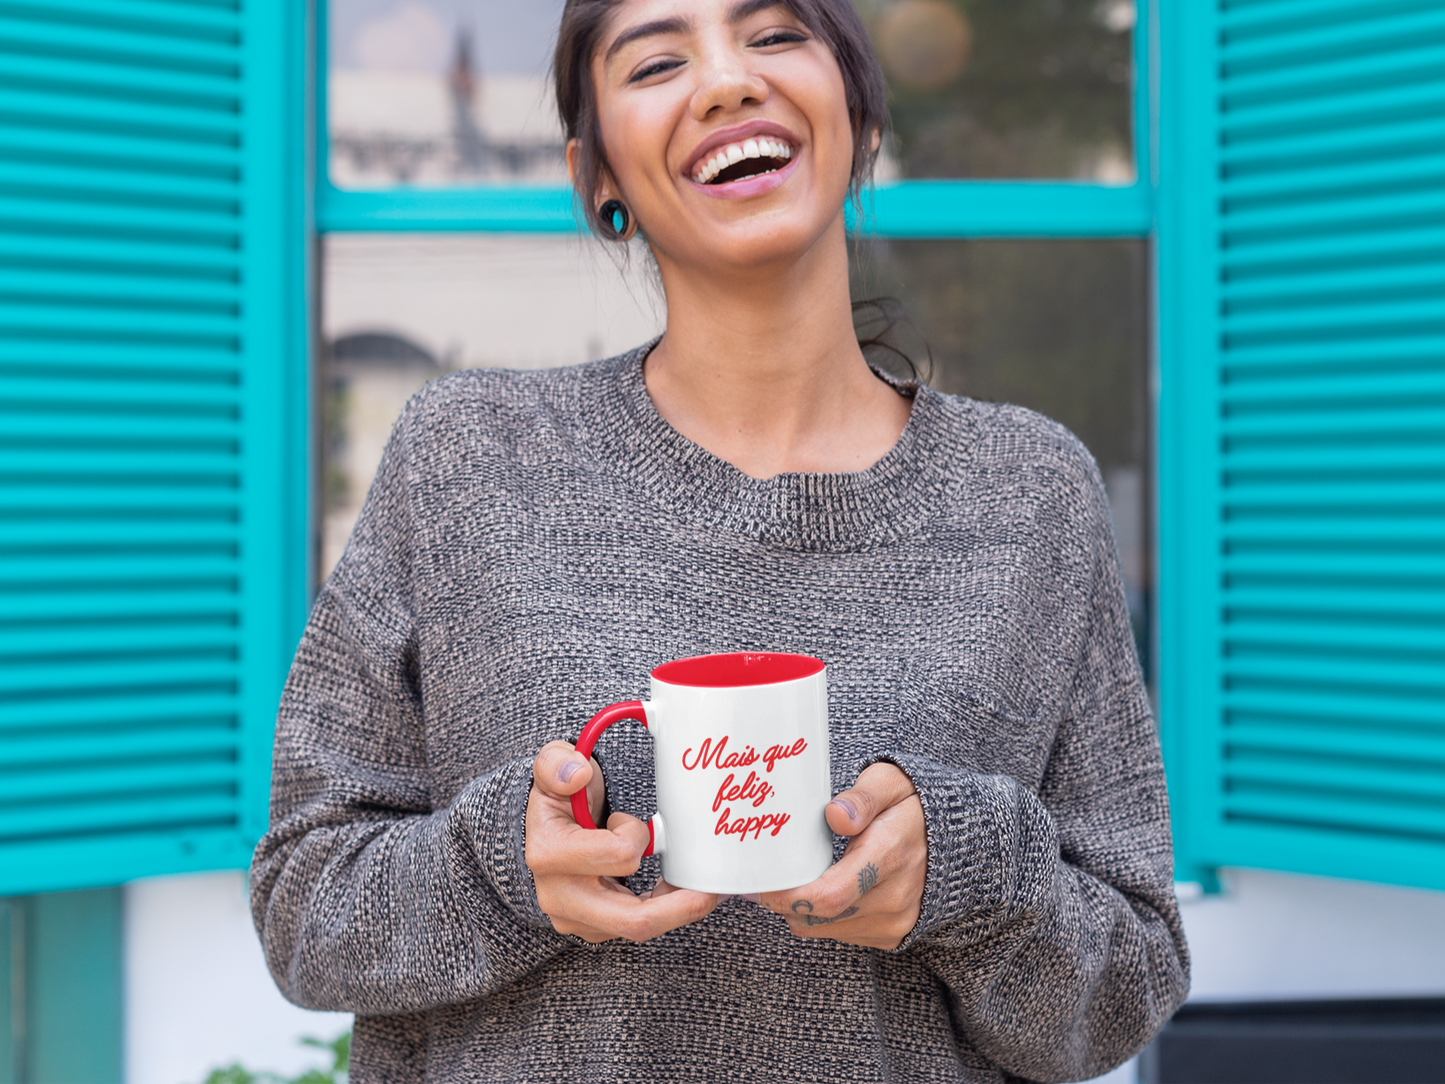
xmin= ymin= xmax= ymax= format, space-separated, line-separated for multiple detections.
xmin=604 ymin=16 xmax=693 ymax=64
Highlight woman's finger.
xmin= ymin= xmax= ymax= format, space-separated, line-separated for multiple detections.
xmin=527 ymin=807 xmax=652 ymax=878
xmin=551 ymin=878 xmax=721 ymax=943
xmin=826 ymin=761 xmax=917 ymax=837
xmin=533 ymin=740 xmax=593 ymax=800
xmin=761 ymin=844 xmax=888 ymax=924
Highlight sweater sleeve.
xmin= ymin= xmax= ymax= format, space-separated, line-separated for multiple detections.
xmin=248 ymin=411 xmax=570 ymax=1014
xmin=881 ymin=493 xmax=1190 ymax=1083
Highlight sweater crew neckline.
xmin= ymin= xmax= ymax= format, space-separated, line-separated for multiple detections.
xmin=584 ymin=341 xmax=980 ymax=551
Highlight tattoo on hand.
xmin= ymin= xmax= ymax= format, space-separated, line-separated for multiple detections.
xmin=802 ymin=906 xmax=859 ymax=926
xmin=791 ymin=899 xmax=813 ymax=914
xmin=857 ymin=862 xmax=880 ymax=896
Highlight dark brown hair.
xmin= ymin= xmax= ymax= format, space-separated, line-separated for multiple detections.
xmin=552 ymin=0 xmax=890 ymax=237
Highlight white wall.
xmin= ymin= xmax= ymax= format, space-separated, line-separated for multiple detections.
xmin=123 ymin=867 xmax=1445 ymax=1083
xmin=125 ymin=872 xmax=350 ymax=1084
xmin=1180 ymin=867 xmax=1445 ymax=1001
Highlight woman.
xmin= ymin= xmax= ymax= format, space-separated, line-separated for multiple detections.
xmin=251 ymin=0 xmax=1189 ymax=1080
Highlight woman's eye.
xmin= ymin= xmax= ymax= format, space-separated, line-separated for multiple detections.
xmin=753 ymin=30 xmax=808 ymax=48
xmin=629 ymin=58 xmax=684 ymax=83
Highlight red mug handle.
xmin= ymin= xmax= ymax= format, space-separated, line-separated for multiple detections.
xmin=570 ymin=700 xmax=656 ymax=857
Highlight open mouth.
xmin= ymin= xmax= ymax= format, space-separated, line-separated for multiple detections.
xmin=691 ymin=137 xmax=796 ymax=186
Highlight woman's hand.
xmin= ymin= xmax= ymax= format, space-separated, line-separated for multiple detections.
xmin=525 ymin=740 xmax=720 ymax=943
xmin=758 ymin=763 xmax=926 ymax=950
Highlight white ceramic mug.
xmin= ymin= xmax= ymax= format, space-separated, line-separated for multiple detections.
xmin=571 ymin=652 xmax=834 ymax=895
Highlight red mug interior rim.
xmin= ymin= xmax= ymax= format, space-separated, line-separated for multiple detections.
xmin=651 ymin=652 xmax=825 ymax=688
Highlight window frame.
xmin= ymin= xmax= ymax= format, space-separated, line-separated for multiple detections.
xmin=313 ymin=0 xmax=1157 ymax=239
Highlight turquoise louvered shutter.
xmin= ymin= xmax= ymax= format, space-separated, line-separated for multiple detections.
xmin=0 ymin=0 xmax=305 ymax=895
xmin=1159 ymin=0 xmax=1445 ymax=891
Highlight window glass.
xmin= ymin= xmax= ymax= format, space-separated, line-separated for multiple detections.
xmin=326 ymin=0 xmax=567 ymax=188
xmin=325 ymin=0 xmax=1135 ymax=189
xmin=861 ymin=0 xmax=1136 ymax=181
xmin=853 ymin=238 xmax=1152 ymax=675
xmin=319 ymin=233 xmax=661 ymax=575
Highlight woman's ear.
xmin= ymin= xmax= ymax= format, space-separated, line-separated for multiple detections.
xmin=566 ymin=138 xmax=581 ymax=185
xmin=869 ymin=127 xmax=882 ymax=154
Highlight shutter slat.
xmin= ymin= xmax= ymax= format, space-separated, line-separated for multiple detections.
xmin=1 ymin=726 xmax=238 ymax=768
xmin=0 ymin=193 xmax=243 ymax=236
xmin=0 ymin=271 xmax=242 ymax=308
xmin=1221 ymin=299 xmax=1445 ymax=340
xmin=1220 ymin=404 xmax=1445 ymax=436
xmin=0 ymin=236 xmax=242 ymax=276
xmin=1224 ymin=622 xmax=1445 ymax=654
xmin=1224 ymin=656 xmax=1445 ymax=695
xmin=1222 ymin=792 xmax=1445 ymax=843
xmin=0 ymin=620 xmax=237 ymax=648
xmin=0 ymin=694 xmax=242 ymax=733
xmin=1220 ymin=0 xmax=1444 ymax=36
xmin=0 ymin=125 xmax=243 ymax=174
xmin=1219 ymin=227 xmax=1445 ymax=277
xmin=0 ymin=86 xmax=241 ymax=143
xmin=1226 ymin=759 xmax=1445 ymax=807
xmin=0 ymin=524 xmax=239 ymax=547
xmin=0 ymin=15 xmax=243 ymax=74
xmin=1219 ymin=9 xmax=1445 ymax=72
xmin=0 ymin=51 xmax=242 ymax=111
xmin=0 ymin=594 xmax=242 ymax=625
xmin=0 ymin=0 xmax=243 ymax=39
xmin=1221 ymin=152 xmax=1445 ymax=210
xmin=1 ymin=762 xmax=241 ymax=806
xmin=1220 ymin=188 xmax=1445 ymax=239
xmin=0 ymin=162 xmax=241 ymax=209
xmin=1227 ymin=720 xmax=1445 ymax=764
xmin=0 ymin=555 xmax=243 ymax=582
xmin=1221 ymin=115 xmax=1445 ymax=179
xmin=1220 ymin=43 xmax=1445 ymax=112
xmin=0 ymin=795 xmax=239 ymax=843
xmin=1223 ymin=690 xmax=1445 ymax=728
xmin=1222 ymin=82 xmax=1445 ymax=152
xmin=1225 ymin=556 xmax=1445 ymax=581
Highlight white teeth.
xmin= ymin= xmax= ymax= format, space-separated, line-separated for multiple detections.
xmin=691 ymin=137 xmax=795 ymax=183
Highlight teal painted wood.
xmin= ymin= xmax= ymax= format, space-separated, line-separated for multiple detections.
xmin=0 ymin=891 xmax=123 ymax=1084
xmin=26 ymin=890 xmax=122 ymax=1084
xmin=0 ymin=0 xmax=308 ymax=896
xmin=314 ymin=0 xmax=1156 ymax=239
xmin=1158 ymin=0 xmax=1445 ymax=893
xmin=0 ymin=901 xmax=13 ymax=1083
xmin=316 ymin=179 xmax=1157 ymax=237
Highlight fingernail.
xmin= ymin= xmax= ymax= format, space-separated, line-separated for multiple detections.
xmin=741 ymin=893 xmax=761 ymax=904
xmin=831 ymin=798 xmax=858 ymax=822
xmin=558 ymin=759 xmax=585 ymax=784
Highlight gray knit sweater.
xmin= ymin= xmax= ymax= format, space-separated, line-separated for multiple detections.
xmin=251 ymin=344 xmax=1189 ymax=1084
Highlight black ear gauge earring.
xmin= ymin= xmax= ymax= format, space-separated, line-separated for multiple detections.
xmin=597 ymin=198 xmax=637 ymax=242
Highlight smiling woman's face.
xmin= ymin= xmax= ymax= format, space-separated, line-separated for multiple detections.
xmin=590 ymin=0 xmax=857 ymax=272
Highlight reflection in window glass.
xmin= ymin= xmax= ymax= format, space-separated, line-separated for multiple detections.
xmin=319 ymin=234 xmax=661 ymax=575
xmin=326 ymin=0 xmax=1135 ymax=189
xmin=859 ymin=0 xmax=1136 ymax=181
xmin=327 ymin=0 xmax=567 ymax=187
xmin=853 ymin=239 xmax=1152 ymax=675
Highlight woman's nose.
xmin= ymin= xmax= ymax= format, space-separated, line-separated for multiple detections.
xmin=690 ymin=49 xmax=770 ymax=121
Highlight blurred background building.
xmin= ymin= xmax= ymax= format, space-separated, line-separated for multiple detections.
xmin=1 ymin=1 xmax=1443 ymax=1081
